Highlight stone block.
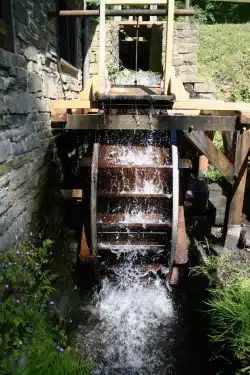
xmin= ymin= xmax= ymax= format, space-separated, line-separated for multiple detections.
xmin=0 ymin=140 xmax=12 ymax=163
xmin=172 ymin=55 xmax=183 ymax=67
xmin=0 ymin=98 xmax=8 ymax=115
xmin=28 ymin=72 xmax=43 ymax=93
xmin=7 ymin=201 xmax=26 ymax=225
xmin=0 ymin=162 xmax=11 ymax=177
xmin=23 ymin=46 xmax=39 ymax=63
xmin=0 ymin=215 xmax=8 ymax=235
xmin=0 ymin=196 xmax=11 ymax=215
xmin=182 ymin=53 xmax=197 ymax=64
xmin=43 ymin=74 xmax=57 ymax=99
xmin=5 ymin=92 xmax=35 ymax=114
xmin=9 ymin=163 xmax=32 ymax=191
xmin=194 ymin=82 xmax=216 ymax=93
xmin=27 ymin=61 xmax=39 ymax=74
xmin=177 ymin=43 xmax=197 ymax=54
xmin=197 ymin=93 xmax=215 ymax=100
xmin=0 ymin=76 xmax=10 ymax=91
xmin=35 ymin=98 xmax=51 ymax=112
xmin=14 ymin=1 xmax=29 ymax=24
xmin=0 ymin=49 xmax=26 ymax=69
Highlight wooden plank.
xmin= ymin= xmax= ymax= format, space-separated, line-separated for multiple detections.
xmin=225 ymin=130 xmax=250 ymax=249
xmin=51 ymin=99 xmax=92 ymax=109
xmin=169 ymin=67 xmax=190 ymax=101
xmin=164 ymin=0 xmax=175 ymax=95
xmin=91 ymin=143 xmax=99 ymax=257
xmin=175 ymin=206 xmax=188 ymax=264
xmin=80 ymin=224 xmax=91 ymax=261
xmin=183 ymin=130 xmax=235 ymax=185
xmin=66 ymin=114 xmax=239 ymax=131
xmin=98 ymin=0 xmax=106 ymax=93
xmin=169 ymin=144 xmax=179 ymax=278
xmin=106 ymin=0 xmax=167 ymax=4
xmin=173 ymin=100 xmax=250 ymax=111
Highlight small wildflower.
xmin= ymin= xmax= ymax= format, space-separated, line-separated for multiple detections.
xmin=18 ymin=340 xmax=23 ymax=346
xmin=69 ymin=319 xmax=72 ymax=323
xmin=29 ymin=232 xmax=33 ymax=236
xmin=56 ymin=345 xmax=60 ymax=351
xmin=59 ymin=348 xmax=64 ymax=352
xmin=26 ymin=251 xmax=30 ymax=255
xmin=5 ymin=284 xmax=9 ymax=288
xmin=50 ymin=300 xmax=55 ymax=305
xmin=16 ymin=299 xmax=20 ymax=304
xmin=16 ymin=251 xmax=20 ymax=255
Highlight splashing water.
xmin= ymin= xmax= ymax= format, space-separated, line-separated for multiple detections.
xmin=77 ymin=273 xmax=175 ymax=375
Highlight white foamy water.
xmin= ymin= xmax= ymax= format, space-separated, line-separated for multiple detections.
xmin=76 ymin=273 xmax=175 ymax=375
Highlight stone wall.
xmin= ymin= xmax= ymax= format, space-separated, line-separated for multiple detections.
xmin=0 ymin=0 xmax=83 ymax=250
xmin=162 ymin=22 xmax=198 ymax=82
xmin=89 ymin=22 xmax=120 ymax=78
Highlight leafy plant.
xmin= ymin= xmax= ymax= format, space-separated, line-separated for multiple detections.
xmin=231 ymin=88 xmax=250 ymax=103
xmin=0 ymin=238 xmax=94 ymax=374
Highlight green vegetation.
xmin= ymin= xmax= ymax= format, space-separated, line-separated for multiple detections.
xmin=204 ymin=132 xmax=224 ymax=183
xmin=193 ymin=244 xmax=250 ymax=373
xmin=0 ymin=237 xmax=94 ymax=375
xmin=198 ymin=24 xmax=250 ymax=101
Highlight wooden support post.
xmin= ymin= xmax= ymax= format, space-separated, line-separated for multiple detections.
xmin=80 ymin=224 xmax=91 ymax=260
xmin=91 ymin=143 xmax=99 ymax=257
xmin=98 ymin=0 xmax=106 ymax=93
xmin=150 ymin=4 xmax=157 ymax=22
xmin=164 ymin=0 xmax=174 ymax=95
xmin=183 ymin=130 xmax=235 ymax=185
xmin=225 ymin=130 xmax=250 ymax=249
xmin=114 ymin=5 xmax=121 ymax=21
xmin=169 ymin=144 xmax=179 ymax=277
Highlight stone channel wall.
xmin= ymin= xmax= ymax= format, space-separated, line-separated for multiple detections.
xmin=0 ymin=0 xmax=83 ymax=250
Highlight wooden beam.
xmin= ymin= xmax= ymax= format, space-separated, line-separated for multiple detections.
xmin=173 ymin=100 xmax=250 ymax=111
xmin=98 ymin=0 xmax=106 ymax=93
xmin=164 ymin=0 xmax=174 ymax=95
xmin=175 ymin=206 xmax=188 ymax=264
xmin=225 ymin=130 xmax=250 ymax=249
xmin=91 ymin=143 xmax=99 ymax=257
xmin=66 ymin=114 xmax=239 ymax=131
xmin=51 ymin=99 xmax=92 ymax=109
xmin=169 ymin=67 xmax=190 ymax=101
xmin=183 ymin=130 xmax=235 ymax=185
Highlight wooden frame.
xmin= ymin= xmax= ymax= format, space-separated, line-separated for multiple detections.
xmin=91 ymin=143 xmax=99 ymax=257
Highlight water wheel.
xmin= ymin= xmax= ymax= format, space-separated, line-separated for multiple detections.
xmin=80 ymin=131 xmax=190 ymax=284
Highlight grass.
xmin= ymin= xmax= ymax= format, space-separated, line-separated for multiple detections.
xmin=197 ymin=24 xmax=250 ymax=101
xmin=204 ymin=132 xmax=224 ymax=183
xmin=192 ymin=242 xmax=250 ymax=372
xmin=207 ymin=276 xmax=250 ymax=365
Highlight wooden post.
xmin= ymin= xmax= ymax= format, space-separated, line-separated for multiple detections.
xmin=164 ymin=0 xmax=174 ymax=95
xmin=185 ymin=0 xmax=190 ymax=22
xmin=170 ymin=144 xmax=179 ymax=276
xmin=114 ymin=5 xmax=121 ymax=21
xmin=225 ymin=130 xmax=250 ymax=249
xmin=198 ymin=131 xmax=215 ymax=178
xmin=91 ymin=143 xmax=99 ymax=257
xmin=150 ymin=5 xmax=157 ymax=22
xmin=79 ymin=224 xmax=91 ymax=260
xmin=98 ymin=0 xmax=106 ymax=93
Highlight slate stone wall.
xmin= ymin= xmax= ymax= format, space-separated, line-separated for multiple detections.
xmin=0 ymin=0 xmax=83 ymax=250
